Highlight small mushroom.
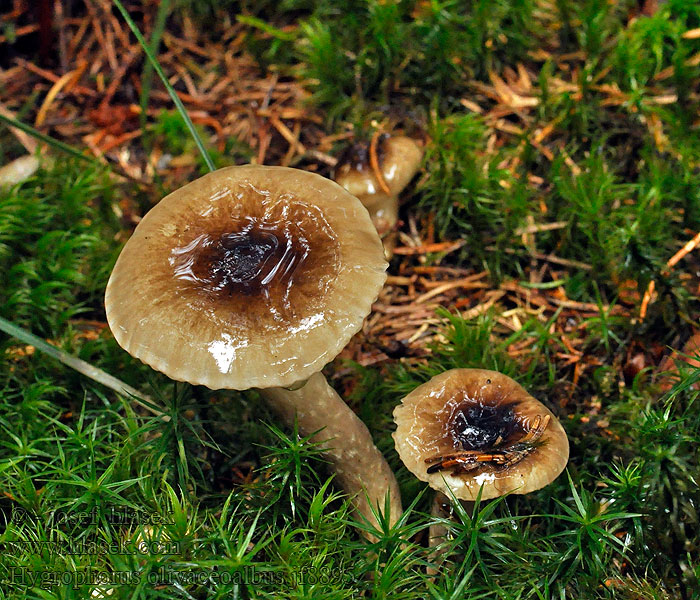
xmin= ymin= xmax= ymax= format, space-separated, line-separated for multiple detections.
xmin=334 ymin=134 xmax=422 ymax=258
xmin=393 ymin=368 xmax=569 ymax=501
xmin=105 ymin=165 xmax=401 ymax=534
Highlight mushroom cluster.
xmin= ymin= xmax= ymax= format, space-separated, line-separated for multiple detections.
xmin=106 ymin=165 xmax=401 ymax=533
xmin=393 ymin=369 xmax=569 ymax=501
xmin=335 ymin=134 xmax=423 ymax=258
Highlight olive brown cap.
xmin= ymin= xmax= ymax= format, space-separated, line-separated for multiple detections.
xmin=105 ymin=165 xmax=402 ymax=535
xmin=105 ymin=165 xmax=387 ymax=391
xmin=334 ymin=135 xmax=422 ymax=258
xmin=334 ymin=135 xmax=423 ymax=203
xmin=393 ymin=369 xmax=569 ymax=500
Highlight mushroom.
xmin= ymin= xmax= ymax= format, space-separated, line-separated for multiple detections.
xmin=393 ymin=368 xmax=569 ymax=501
xmin=393 ymin=368 xmax=569 ymax=567
xmin=105 ymin=165 xmax=401 ymax=534
xmin=334 ymin=134 xmax=423 ymax=258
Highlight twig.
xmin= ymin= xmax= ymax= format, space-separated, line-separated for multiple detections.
xmin=369 ymin=131 xmax=391 ymax=195
xmin=394 ymin=240 xmax=465 ymax=256
xmin=514 ymin=221 xmax=568 ymax=235
xmin=15 ymin=58 xmax=97 ymax=96
xmin=414 ymin=279 xmax=488 ymax=304
xmin=640 ymin=231 xmax=700 ymax=320
xmin=54 ymin=0 xmax=68 ymax=72
xmin=488 ymin=246 xmax=593 ymax=271
xmin=0 ymin=104 xmax=38 ymax=153
xmin=35 ymin=65 xmax=87 ymax=126
xmin=270 ymin=114 xmax=306 ymax=156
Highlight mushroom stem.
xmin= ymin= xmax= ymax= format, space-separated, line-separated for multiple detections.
xmin=261 ymin=371 xmax=402 ymax=534
xmin=427 ymin=492 xmax=476 ymax=575
xmin=362 ymin=193 xmax=399 ymax=259
xmin=427 ymin=491 xmax=450 ymax=576
xmin=429 ymin=492 xmax=451 ymax=548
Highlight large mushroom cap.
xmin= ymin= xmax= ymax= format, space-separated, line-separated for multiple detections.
xmin=393 ymin=369 xmax=569 ymax=500
xmin=106 ymin=165 xmax=387 ymax=390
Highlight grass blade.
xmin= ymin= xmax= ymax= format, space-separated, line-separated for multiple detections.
xmin=0 ymin=113 xmax=97 ymax=164
xmin=111 ymin=0 xmax=215 ymax=173
xmin=139 ymin=0 xmax=172 ymax=132
xmin=0 ymin=315 xmax=168 ymax=420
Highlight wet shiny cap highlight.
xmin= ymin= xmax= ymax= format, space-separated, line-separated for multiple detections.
xmin=393 ymin=369 xmax=569 ymax=500
xmin=105 ymin=165 xmax=387 ymax=390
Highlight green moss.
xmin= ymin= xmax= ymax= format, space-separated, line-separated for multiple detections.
xmin=0 ymin=159 xmax=119 ymax=337
xmin=0 ymin=1 xmax=699 ymax=597
xmin=152 ymin=110 xmax=253 ymax=173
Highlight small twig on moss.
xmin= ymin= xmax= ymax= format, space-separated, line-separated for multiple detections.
xmin=369 ymin=131 xmax=391 ymax=195
xmin=640 ymin=231 xmax=700 ymax=320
